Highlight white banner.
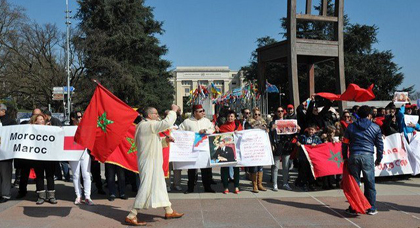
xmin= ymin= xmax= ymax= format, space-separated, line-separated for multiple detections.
xmin=0 ymin=125 xmax=85 ymax=161
xmin=172 ymin=133 xmax=211 ymax=169
xmin=403 ymin=133 xmax=420 ymax=175
xmin=169 ymin=131 xmax=198 ymax=162
xmin=374 ymin=133 xmax=413 ymax=176
xmin=236 ymin=130 xmax=274 ymax=166
xmin=404 ymin=115 xmax=419 ymax=126
xmin=173 ymin=129 xmax=273 ymax=169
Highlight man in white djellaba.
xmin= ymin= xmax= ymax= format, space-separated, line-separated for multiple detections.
xmin=125 ymin=104 xmax=184 ymax=226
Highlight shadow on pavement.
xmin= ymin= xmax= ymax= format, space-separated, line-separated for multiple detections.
xmin=22 ymin=206 xmax=72 ymax=218
xmin=262 ymin=198 xmax=349 ymax=218
xmin=79 ymin=204 xmax=163 ymax=225
xmin=378 ymin=201 xmax=420 ymax=214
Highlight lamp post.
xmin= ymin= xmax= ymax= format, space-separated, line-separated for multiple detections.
xmin=65 ymin=0 xmax=71 ymax=124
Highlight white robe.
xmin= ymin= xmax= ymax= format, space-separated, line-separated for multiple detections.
xmin=133 ymin=111 xmax=176 ymax=209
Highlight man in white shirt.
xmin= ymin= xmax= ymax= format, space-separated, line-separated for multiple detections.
xmin=178 ymin=104 xmax=216 ymax=193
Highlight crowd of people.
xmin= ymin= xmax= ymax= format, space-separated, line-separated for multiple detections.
xmin=0 ymin=95 xmax=419 ymax=220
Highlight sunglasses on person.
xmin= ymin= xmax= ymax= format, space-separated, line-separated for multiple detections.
xmin=344 ymin=115 xmax=350 ymax=118
xmin=254 ymin=113 xmax=261 ymax=116
xmin=277 ymin=109 xmax=284 ymax=113
xmin=244 ymin=112 xmax=250 ymax=115
xmin=77 ymin=115 xmax=82 ymax=119
xmin=196 ymin=109 xmax=205 ymax=113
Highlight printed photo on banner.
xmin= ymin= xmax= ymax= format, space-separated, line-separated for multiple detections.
xmin=208 ymin=133 xmax=237 ymax=166
xmin=393 ymin=92 xmax=409 ymax=105
xmin=274 ymin=119 xmax=298 ymax=135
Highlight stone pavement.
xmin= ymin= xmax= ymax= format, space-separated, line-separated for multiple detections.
xmin=0 ymin=168 xmax=419 ymax=228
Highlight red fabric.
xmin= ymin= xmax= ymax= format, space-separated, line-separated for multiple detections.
xmin=29 ymin=168 xmax=36 ymax=179
xmin=219 ymin=120 xmax=243 ymax=133
xmin=373 ymin=117 xmax=383 ymax=127
xmin=105 ymin=125 xmax=138 ymax=173
xmin=105 ymin=127 xmax=170 ymax=177
xmin=316 ymin=84 xmax=375 ymax=102
xmin=63 ymin=136 xmax=85 ymax=150
xmin=341 ymin=162 xmax=371 ymax=214
xmin=159 ymin=130 xmax=171 ymax=178
xmin=303 ymin=142 xmax=344 ymax=178
xmin=74 ymin=83 xmax=138 ymax=162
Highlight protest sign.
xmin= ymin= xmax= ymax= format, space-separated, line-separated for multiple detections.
xmin=404 ymin=115 xmax=419 ymax=126
xmin=236 ymin=130 xmax=274 ymax=167
xmin=0 ymin=125 xmax=84 ymax=161
xmin=274 ymin=120 xmax=298 ymax=135
xmin=402 ymin=133 xmax=420 ymax=175
xmin=172 ymin=133 xmax=211 ymax=170
xmin=393 ymin=92 xmax=409 ymax=105
xmin=208 ymin=133 xmax=237 ymax=166
xmin=173 ymin=130 xmax=273 ymax=169
xmin=374 ymin=133 xmax=413 ymax=177
xmin=169 ymin=130 xmax=198 ymax=162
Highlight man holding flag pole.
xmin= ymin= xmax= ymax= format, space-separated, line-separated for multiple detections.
xmin=125 ymin=104 xmax=184 ymax=226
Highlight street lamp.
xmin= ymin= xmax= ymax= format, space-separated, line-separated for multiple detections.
xmin=65 ymin=0 xmax=71 ymax=124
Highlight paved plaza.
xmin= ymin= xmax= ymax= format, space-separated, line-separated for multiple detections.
xmin=0 ymin=169 xmax=419 ymax=228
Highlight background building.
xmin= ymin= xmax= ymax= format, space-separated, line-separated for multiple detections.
xmin=171 ymin=66 xmax=243 ymax=114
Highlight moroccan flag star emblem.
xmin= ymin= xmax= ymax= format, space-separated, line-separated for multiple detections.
xmin=328 ymin=150 xmax=343 ymax=168
xmin=126 ymin=137 xmax=137 ymax=154
xmin=97 ymin=112 xmax=114 ymax=133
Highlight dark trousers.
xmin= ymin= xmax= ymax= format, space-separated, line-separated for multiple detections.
xmin=55 ymin=162 xmax=70 ymax=180
xmin=187 ymin=168 xmax=212 ymax=191
xmin=348 ymin=153 xmax=376 ymax=210
xmin=34 ymin=161 xmax=55 ymax=191
xmin=297 ymin=154 xmax=314 ymax=186
xmin=249 ymin=166 xmax=263 ymax=173
xmin=0 ymin=160 xmax=13 ymax=198
xmin=221 ymin=167 xmax=239 ymax=189
xmin=91 ymin=159 xmax=103 ymax=190
xmin=17 ymin=159 xmax=32 ymax=194
xmin=105 ymin=164 xmax=125 ymax=196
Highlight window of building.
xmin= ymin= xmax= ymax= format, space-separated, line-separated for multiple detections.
xmin=214 ymin=80 xmax=223 ymax=86
xmin=181 ymin=80 xmax=192 ymax=86
xmin=184 ymin=88 xmax=190 ymax=94
xmin=198 ymin=80 xmax=208 ymax=86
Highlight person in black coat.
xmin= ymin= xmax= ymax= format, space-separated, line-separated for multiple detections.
xmin=0 ymin=104 xmax=17 ymax=203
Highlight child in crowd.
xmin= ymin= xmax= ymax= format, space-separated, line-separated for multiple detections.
xmin=295 ymin=125 xmax=322 ymax=191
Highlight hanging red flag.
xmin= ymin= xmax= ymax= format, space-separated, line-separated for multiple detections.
xmin=341 ymin=162 xmax=371 ymax=214
xmin=301 ymin=142 xmax=344 ymax=178
xmin=105 ymin=126 xmax=171 ymax=177
xmin=74 ymin=81 xmax=138 ymax=162
xmin=316 ymin=84 xmax=375 ymax=102
xmin=105 ymin=124 xmax=139 ymax=173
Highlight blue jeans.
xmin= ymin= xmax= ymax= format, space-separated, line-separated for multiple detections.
xmin=348 ymin=153 xmax=376 ymax=211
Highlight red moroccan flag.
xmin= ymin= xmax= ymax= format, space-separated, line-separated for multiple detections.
xmin=160 ymin=129 xmax=171 ymax=178
xmin=105 ymin=126 xmax=171 ymax=177
xmin=105 ymin=124 xmax=138 ymax=173
xmin=74 ymin=82 xmax=138 ymax=162
xmin=316 ymin=84 xmax=375 ymax=102
xmin=301 ymin=142 xmax=344 ymax=178
xmin=342 ymin=162 xmax=371 ymax=214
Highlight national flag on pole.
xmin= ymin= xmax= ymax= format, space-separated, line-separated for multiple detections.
xmin=301 ymin=142 xmax=344 ymax=178
xmin=105 ymin=126 xmax=171 ymax=177
xmin=105 ymin=124 xmax=139 ymax=173
xmin=316 ymin=84 xmax=375 ymax=102
xmin=74 ymin=81 xmax=138 ymax=162
xmin=341 ymin=162 xmax=371 ymax=214
xmin=265 ymin=81 xmax=279 ymax=93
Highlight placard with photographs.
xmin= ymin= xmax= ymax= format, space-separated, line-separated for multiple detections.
xmin=208 ymin=133 xmax=237 ymax=166
xmin=274 ymin=119 xmax=298 ymax=135
xmin=393 ymin=92 xmax=409 ymax=105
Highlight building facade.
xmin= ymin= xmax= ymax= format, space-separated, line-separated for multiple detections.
xmin=171 ymin=66 xmax=243 ymax=113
